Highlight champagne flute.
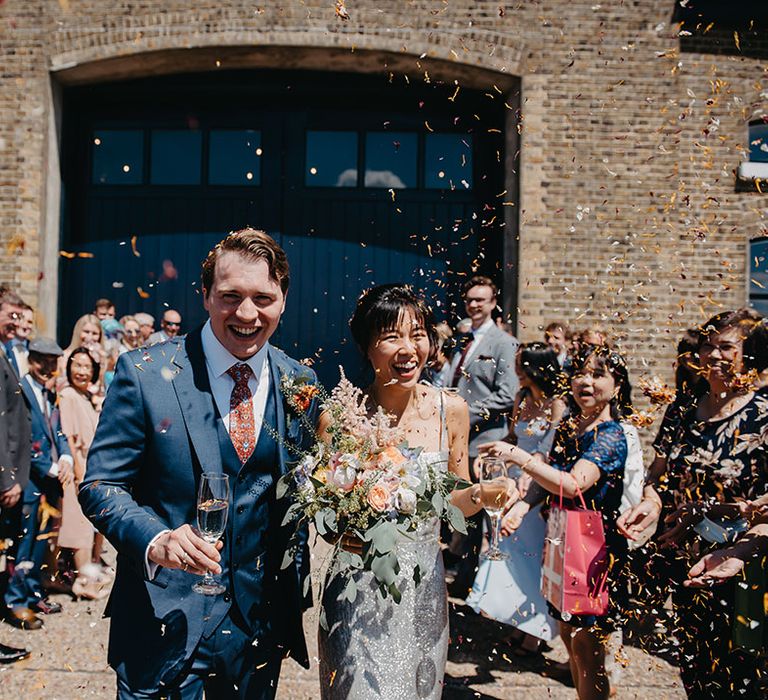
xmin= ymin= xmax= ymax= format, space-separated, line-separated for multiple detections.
xmin=192 ymin=472 xmax=229 ymax=595
xmin=480 ymin=457 xmax=510 ymax=561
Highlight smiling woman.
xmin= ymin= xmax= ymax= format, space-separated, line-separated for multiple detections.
xmin=202 ymin=228 xmax=288 ymax=360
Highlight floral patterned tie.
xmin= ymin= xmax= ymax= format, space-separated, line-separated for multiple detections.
xmin=226 ymin=363 xmax=255 ymax=463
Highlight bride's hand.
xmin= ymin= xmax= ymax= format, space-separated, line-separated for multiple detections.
xmin=339 ymin=533 xmax=364 ymax=555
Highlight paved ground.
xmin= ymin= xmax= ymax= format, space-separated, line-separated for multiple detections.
xmin=0 ymin=544 xmax=686 ymax=699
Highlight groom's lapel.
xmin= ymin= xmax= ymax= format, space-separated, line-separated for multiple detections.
xmin=267 ymin=345 xmax=291 ymax=477
xmin=171 ymin=327 xmax=223 ymax=476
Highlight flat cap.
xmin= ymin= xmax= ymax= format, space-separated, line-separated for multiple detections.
xmin=28 ymin=337 xmax=64 ymax=356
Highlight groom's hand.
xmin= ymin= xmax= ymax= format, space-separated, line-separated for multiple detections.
xmin=147 ymin=524 xmax=223 ymax=575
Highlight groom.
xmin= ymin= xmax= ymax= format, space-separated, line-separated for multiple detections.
xmin=80 ymin=229 xmax=317 ymax=699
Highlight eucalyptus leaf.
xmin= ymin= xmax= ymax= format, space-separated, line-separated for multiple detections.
xmin=323 ymin=508 xmax=338 ymax=533
xmin=363 ymin=521 xmax=398 ymax=554
xmin=280 ymin=547 xmax=295 ymax=570
xmin=370 ymin=552 xmax=398 ymax=586
xmin=343 ymin=577 xmax=358 ymax=604
xmin=431 ymin=492 xmax=445 ymax=514
xmin=276 ymin=474 xmax=291 ymax=499
xmin=389 ymin=581 xmax=402 ymax=604
xmin=446 ymin=503 xmax=468 ymax=535
xmin=314 ymin=509 xmax=328 ymax=537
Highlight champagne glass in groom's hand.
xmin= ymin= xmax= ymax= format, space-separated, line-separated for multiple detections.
xmin=193 ymin=473 xmax=230 ymax=595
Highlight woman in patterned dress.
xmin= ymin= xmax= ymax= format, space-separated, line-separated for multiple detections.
xmin=625 ymin=309 xmax=768 ymax=699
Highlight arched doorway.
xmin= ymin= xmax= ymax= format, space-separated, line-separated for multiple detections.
xmin=59 ymin=69 xmax=510 ymax=384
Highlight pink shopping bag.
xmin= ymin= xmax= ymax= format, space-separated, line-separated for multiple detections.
xmin=541 ymin=485 xmax=609 ymax=618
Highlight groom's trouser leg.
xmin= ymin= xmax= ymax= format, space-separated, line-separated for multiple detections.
xmin=202 ymin=606 xmax=282 ymax=700
xmin=116 ymin=672 xmax=204 ymax=700
xmin=117 ymin=607 xmax=282 ymax=700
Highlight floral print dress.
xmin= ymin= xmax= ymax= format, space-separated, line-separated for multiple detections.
xmin=664 ymin=388 xmax=768 ymax=700
xmin=665 ymin=388 xmax=768 ymax=513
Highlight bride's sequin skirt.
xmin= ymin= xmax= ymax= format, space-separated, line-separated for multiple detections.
xmin=318 ymin=526 xmax=449 ymax=699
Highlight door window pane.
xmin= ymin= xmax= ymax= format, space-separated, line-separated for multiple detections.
xmin=306 ymin=131 xmax=358 ymax=187
xmin=92 ymin=130 xmax=144 ymax=185
xmin=364 ymin=132 xmax=417 ymax=188
xmin=749 ymin=122 xmax=768 ymax=163
xmin=209 ymin=130 xmax=262 ymax=185
xmin=425 ymin=133 xmax=473 ymax=190
xmin=150 ymin=130 xmax=202 ymax=185
xmin=750 ymin=238 xmax=768 ymax=316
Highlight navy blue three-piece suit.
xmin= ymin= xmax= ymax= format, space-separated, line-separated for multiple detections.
xmin=79 ymin=328 xmax=316 ymax=699
xmin=4 ymin=375 xmax=70 ymax=611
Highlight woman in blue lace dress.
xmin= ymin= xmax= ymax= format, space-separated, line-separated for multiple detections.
xmin=481 ymin=344 xmax=633 ymax=700
xmin=467 ymin=343 xmax=565 ymax=654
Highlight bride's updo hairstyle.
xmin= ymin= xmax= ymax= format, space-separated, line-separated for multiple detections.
xmin=349 ymin=284 xmax=439 ymax=365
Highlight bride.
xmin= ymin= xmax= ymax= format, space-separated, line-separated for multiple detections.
xmin=317 ymin=284 xmax=484 ymax=699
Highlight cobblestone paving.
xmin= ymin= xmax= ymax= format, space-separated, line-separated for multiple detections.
xmin=0 ymin=593 xmax=685 ymax=699
xmin=0 ymin=543 xmax=685 ymax=699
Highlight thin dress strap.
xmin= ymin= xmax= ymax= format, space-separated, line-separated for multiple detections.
xmin=438 ymin=390 xmax=447 ymax=453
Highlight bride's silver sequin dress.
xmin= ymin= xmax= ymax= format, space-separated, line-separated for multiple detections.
xmin=318 ymin=449 xmax=450 ymax=700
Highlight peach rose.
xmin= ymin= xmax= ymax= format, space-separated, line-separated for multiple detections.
xmin=376 ymin=445 xmax=407 ymax=467
xmin=367 ymin=483 xmax=392 ymax=512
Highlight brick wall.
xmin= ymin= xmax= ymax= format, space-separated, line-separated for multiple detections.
xmin=0 ymin=1 xmax=765 ymax=416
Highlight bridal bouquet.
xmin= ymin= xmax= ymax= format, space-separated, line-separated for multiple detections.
xmin=277 ymin=369 xmax=468 ymax=605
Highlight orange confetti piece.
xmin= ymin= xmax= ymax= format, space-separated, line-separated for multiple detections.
xmin=60 ymin=251 xmax=76 ymax=259
xmin=137 ymin=286 xmax=150 ymax=299
xmin=130 ymin=235 xmax=141 ymax=257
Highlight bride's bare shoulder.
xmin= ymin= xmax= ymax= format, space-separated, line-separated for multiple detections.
xmin=419 ymin=385 xmax=468 ymax=418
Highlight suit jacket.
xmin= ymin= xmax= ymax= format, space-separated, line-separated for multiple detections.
xmin=455 ymin=324 xmax=519 ymax=457
xmin=5 ymin=340 xmax=28 ymax=378
xmin=79 ymin=327 xmax=317 ymax=692
xmin=0 ymin=350 xmax=31 ymax=494
xmin=20 ymin=376 xmax=71 ymax=491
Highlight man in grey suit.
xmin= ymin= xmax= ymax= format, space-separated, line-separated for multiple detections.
xmin=446 ymin=275 xmax=518 ymax=597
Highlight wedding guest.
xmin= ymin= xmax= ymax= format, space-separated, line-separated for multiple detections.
xmin=100 ymin=318 xmax=125 ymax=388
xmin=685 ymin=520 xmax=768 ymax=588
xmin=118 ymin=316 xmax=141 ymax=355
xmin=480 ymin=343 xmax=633 ymax=700
xmin=0 ymin=287 xmax=32 ymax=662
xmin=58 ymin=314 xmax=106 ymax=393
xmin=133 ymin=312 xmax=155 ymax=344
xmin=423 ymin=321 xmax=453 ymax=387
xmin=4 ymin=303 xmax=34 ymax=377
xmin=4 ymin=338 xmax=72 ymax=629
xmin=467 ymin=342 xmax=565 ymax=656
xmin=445 ymin=276 xmax=519 ymax=598
xmin=148 ymin=308 xmax=182 ymax=344
xmin=621 ymin=309 xmax=768 ymax=699
xmin=578 ymin=326 xmax=610 ymax=348
xmin=544 ymin=321 xmax=570 ymax=368
xmin=58 ymin=348 xmax=110 ymax=600
xmin=94 ymin=298 xmax=116 ymax=321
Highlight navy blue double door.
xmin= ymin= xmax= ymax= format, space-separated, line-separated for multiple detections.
xmin=60 ymin=70 xmax=507 ymax=386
